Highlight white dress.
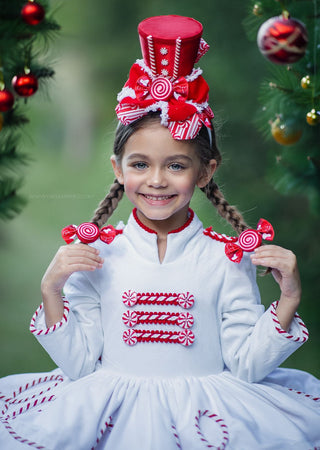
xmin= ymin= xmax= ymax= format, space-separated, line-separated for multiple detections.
xmin=0 ymin=209 xmax=319 ymax=450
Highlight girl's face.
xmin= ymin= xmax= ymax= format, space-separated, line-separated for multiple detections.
xmin=111 ymin=122 xmax=216 ymax=233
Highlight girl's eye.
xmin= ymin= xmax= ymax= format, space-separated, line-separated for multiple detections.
xmin=133 ymin=162 xmax=148 ymax=170
xmin=169 ymin=163 xmax=184 ymax=171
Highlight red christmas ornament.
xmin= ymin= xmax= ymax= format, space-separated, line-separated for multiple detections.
xmin=0 ymin=89 xmax=15 ymax=112
xmin=21 ymin=1 xmax=45 ymax=26
xmin=12 ymin=73 xmax=38 ymax=97
xmin=257 ymin=13 xmax=308 ymax=64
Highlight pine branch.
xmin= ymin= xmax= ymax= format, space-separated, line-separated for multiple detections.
xmin=0 ymin=0 xmax=60 ymax=220
xmin=0 ymin=177 xmax=27 ymax=220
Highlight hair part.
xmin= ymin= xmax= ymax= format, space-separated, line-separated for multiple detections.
xmin=92 ymin=112 xmax=248 ymax=234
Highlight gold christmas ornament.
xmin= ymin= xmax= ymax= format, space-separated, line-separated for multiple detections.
xmin=271 ymin=116 xmax=303 ymax=145
xmin=253 ymin=2 xmax=263 ymax=16
xmin=306 ymin=109 xmax=320 ymax=126
xmin=301 ymin=75 xmax=311 ymax=89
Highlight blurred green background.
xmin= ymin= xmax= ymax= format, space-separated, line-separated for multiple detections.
xmin=0 ymin=0 xmax=319 ymax=378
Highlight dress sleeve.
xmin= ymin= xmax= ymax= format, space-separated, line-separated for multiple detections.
xmin=30 ymin=270 xmax=103 ymax=380
xmin=219 ymin=254 xmax=308 ymax=383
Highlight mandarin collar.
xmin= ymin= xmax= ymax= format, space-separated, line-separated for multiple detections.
xmin=123 ymin=208 xmax=203 ymax=264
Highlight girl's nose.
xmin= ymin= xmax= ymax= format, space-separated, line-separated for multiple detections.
xmin=147 ymin=168 xmax=167 ymax=188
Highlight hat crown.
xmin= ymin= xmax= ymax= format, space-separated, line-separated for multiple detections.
xmin=138 ymin=15 xmax=203 ymax=79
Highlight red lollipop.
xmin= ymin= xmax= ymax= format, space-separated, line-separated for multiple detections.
xmin=150 ymin=77 xmax=173 ymax=101
xmin=238 ymin=229 xmax=262 ymax=252
xmin=76 ymin=222 xmax=100 ymax=244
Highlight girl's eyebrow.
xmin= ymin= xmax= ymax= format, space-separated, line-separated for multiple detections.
xmin=166 ymin=154 xmax=193 ymax=163
xmin=126 ymin=153 xmax=149 ymax=161
xmin=126 ymin=153 xmax=193 ymax=163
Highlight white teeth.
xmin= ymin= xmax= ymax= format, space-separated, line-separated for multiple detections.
xmin=144 ymin=195 xmax=172 ymax=201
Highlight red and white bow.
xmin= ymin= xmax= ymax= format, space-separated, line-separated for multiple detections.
xmin=62 ymin=222 xmax=123 ymax=245
xmin=225 ymin=219 xmax=275 ymax=263
xmin=115 ymin=60 xmax=213 ymax=140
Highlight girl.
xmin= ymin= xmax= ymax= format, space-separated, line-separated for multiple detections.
xmin=0 ymin=15 xmax=319 ymax=450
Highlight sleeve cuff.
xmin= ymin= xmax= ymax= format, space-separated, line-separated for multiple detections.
xmin=29 ymin=298 xmax=70 ymax=336
xmin=269 ymin=301 xmax=309 ymax=344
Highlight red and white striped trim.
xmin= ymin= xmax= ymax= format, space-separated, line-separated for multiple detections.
xmin=1 ymin=374 xmax=63 ymax=419
xmin=270 ymin=301 xmax=309 ymax=343
xmin=30 ymin=298 xmax=70 ymax=336
xmin=203 ymin=227 xmax=238 ymax=244
xmin=0 ymin=375 xmax=64 ymax=449
xmin=122 ymin=291 xmax=194 ymax=309
xmin=171 ymin=424 xmax=182 ymax=449
xmin=91 ymin=416 xmax=114 ymax=450
xmin=0 ymin=418 xmax=47 ymax=449
xmin=122 ymin=310 xmax=194 ymax=329
xmin=123 ymin=329 xmax=195 ymax=346
xmin=195 ymin=410 xmax=229 ymax=449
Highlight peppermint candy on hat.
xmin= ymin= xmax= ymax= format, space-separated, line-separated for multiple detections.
xmin=115 ymin=15 xmax=213 ymax=140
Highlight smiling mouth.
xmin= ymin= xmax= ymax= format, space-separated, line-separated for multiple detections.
xmin=142 ymin=194 xmax=175 ymax=201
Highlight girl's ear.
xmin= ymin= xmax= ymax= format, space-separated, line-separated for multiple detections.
xmin=110 ymin=156 xmax=124 ymax=185
xmin=197 ymin=159 xmax=217 ymax=188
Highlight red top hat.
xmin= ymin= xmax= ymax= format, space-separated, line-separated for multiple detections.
xmin=138 ymin=15 xmax=204 ymax=79
xmin=116 ymin=15 xmax=213 ymax=140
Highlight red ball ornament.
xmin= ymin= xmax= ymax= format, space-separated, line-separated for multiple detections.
xmin=21 ymin=1 xmax=45 ymax=26
xmin=0 ymin=89 xmax=15 ymax=112
xmin=257 ymin=13 xmax=308 ymax=64
xmin=12 ymin=73 xmax=38 ymax=97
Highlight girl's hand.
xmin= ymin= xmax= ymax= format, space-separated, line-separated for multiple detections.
xmin=250 ymin=245 xmax=301 ymax=330
xmin=41 ymin=244 xmax=104 ymax=296
xmin=40 ymin=244 xmax=104 ymax=327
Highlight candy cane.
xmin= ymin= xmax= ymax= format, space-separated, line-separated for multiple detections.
xmin=195 ymin=410 xmax=229 ymax=449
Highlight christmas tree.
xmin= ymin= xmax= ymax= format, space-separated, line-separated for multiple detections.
xmin=244 ymin=0 xmax=320 ymax=215
xmin=0 ymin=0 xmax=60 ymax=219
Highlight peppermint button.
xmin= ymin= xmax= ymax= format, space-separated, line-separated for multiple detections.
xmin=123 ymin=329 xmax=137 ymax=346
xmin=177 ymin=312 xmax=194 ymax=329
xmin=76 ymin=222 xmax=100 ymax=244
xmin=178 ymin=329 xmax=195 ymax=346
xmin=238 ymin=229 xmax=262 ymax=252
xmin=177 ymin=293 xmax=195 ymax=309
xmin=122 ymin=290 xmax=138 ymax=307
xmin=150 ymin=77 xmax=173 ymax=101
xmin=122 ymin=310 xmax=138 ymax=328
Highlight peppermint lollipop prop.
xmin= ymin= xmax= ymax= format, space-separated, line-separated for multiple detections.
xmin=61 ymin=223 xmax=123 ymax=244
xmin=225 ymin=219 xmax=274 ymax=263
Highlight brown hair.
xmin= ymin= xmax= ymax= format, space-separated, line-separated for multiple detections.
xmin=91 ymin=113 xmax=248 ymax=233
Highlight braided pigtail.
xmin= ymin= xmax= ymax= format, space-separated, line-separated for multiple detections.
xmin=91 ymin=179 xmax=124 ymax=228
xmin=200 ymin=180 xmax=248 ymax=235
xmin=192 ymin=124 xmax=249 ymax=235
